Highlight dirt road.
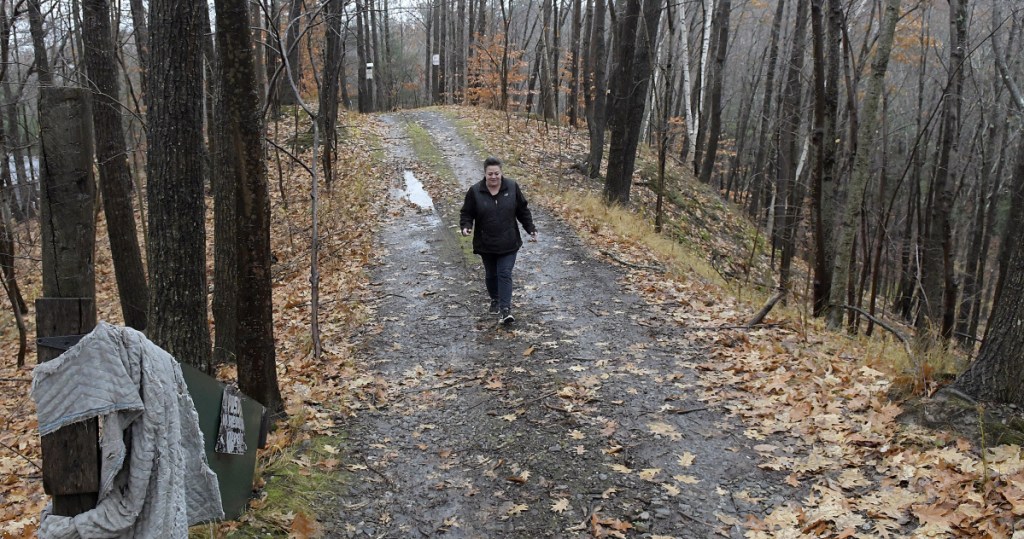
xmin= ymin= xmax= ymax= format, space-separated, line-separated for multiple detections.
xmin=325 ymin=111 xmax=796 ymax=538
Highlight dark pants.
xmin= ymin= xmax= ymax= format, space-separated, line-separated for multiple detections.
xmin=480 ymin=252 xmax=517 ymax=310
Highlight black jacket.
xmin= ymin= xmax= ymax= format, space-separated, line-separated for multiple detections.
xmin=459 ymin=177 xmax=536 ymax=255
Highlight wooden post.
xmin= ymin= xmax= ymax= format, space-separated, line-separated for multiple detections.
xmin=36 ymin=87 xmax=99 ymax=517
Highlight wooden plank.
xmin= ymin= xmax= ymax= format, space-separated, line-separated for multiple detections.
xmin=36 ymin=297 xmax=98 ymax=514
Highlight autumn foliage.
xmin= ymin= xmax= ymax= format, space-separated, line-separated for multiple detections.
xmin=465 ymin=32 xmax=527 ymax=110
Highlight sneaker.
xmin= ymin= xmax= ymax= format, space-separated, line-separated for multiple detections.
xmin=500 ymin=308 xmax=515 ymax=325
xmin=489 ymin=299 xmax=500 ymax=314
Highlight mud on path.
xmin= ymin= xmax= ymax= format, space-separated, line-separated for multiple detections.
xmin=325 ymin=111 xmax=797 ymax=538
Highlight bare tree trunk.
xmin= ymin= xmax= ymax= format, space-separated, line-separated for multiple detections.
xmin=776 ymin=0 xmax=808 ymax=297
xmin=279 ymin=0 xmax=304 ymax=106
xmin=369 ymin=0 xmax=385 ymax=109
xmin=28 ymin=0 xmax=51 ymax=85
xmin=919 ymin=0 xmax=966 ymax=340
xmin=809 ymin=0 xmax=836 ymax=316
xmin=214 ymin=0 xmax=285 ymax=415
xmin=953 ymin=133 xmax=1024 ymax=405
xmin=746 ymin=0 xmax=784 ymax=219
xmin=430 ymin=0 xmax=439 ymax=104
xmin=696 ymin=0 xmax=729 ymax=185
xmin=356 ymin=0 xmax=371 ymax=111
xmin=827 ymin=0 xmax=900 ymax=329
xmin=603 ymin=0 xmax=664 ymax=204
xmin=538 ymin=0 xmax=554 ymax=120
xmin=147 ymin=0 xmax=212 ymax=371
xmin=82 ymin=0 xmax=149 ymax=330
xmin=585 ymin=0 xmax=608 ymax=177
xmin=319 ymin=0 xmax=343 ymax=187
xmin=568 ymin=0 xmax=582 ymax=126
xmin=676 ymin=0 xmax=695 ymax=162
xmin=438 ymin=0 xmax=447 ymax=103
xmin=128 ymin=0 xmax=149 ymax=98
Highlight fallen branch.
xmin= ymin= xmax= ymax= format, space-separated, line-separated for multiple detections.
xmin=0 ymin=377 xmax=31 ymax=382
xmin=747 ymin=288 xmax=786 ymax=327
xmin=359 ymin=453 xmax=395 ymax=487
xmin=682 ymin=324 xmax=781 ymax=331
xmin=514 ymin=390 xmax=557 ymax=409
xmin=836 ymin=304 xmax=913 ymax=358
xmin=598 ymin=249 xmax=665 ymax=273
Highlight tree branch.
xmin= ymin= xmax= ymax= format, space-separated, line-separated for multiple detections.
xmin=836 ymin=304 xmax=913 ymax=358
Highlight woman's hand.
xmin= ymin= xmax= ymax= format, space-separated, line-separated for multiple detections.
xmin=461 ymin=227 xmax=472 ymax=236
xmin=528 ymin=231 xmax=538 ymax=242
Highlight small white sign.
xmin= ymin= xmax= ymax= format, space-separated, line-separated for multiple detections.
xmin=215 ymin=385 xmax=247 ymax=455
xmin=432 ymin=54 xmax=440 ymax=66
xmin=366 ymin=62 xmax=374 ymax=80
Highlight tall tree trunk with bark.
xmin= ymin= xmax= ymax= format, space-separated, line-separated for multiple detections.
xmin=147 ymin=0 xmax=212 ymax=371
xmin=776 ymin=0 xmax=808 ymax=297
xmin=696 ymin=0 xmax=730 ymax=185
xmin=128 ymin=0 xmax=149 ymax=99
xmin=809 ymin=0 xmax=837 ymax=316
xmin=279 ymin=0 xmax=304 ymax=106
xmin=827 ymin=0 xmax=900 ymax=328
xmin=82 ymin=0 xmax=149 ymax=330
xmin=585 ymin=0 xmax=608 ymax=178
xmin=539 ymin=0 xmax=555 ymax=120
xmin=356 ymin=0 xmax=371 ymax=111
xmin=27 ymin=0 xmax=51 ymax=84
xmin=919 ymin=0 xmax=966 ymax=340
xmin=319 ymin=0 xmax=343 ymax=187
xmin=369 ymin=0 xmax=385 ymax=109
xmin=952 ymin=131 xmax=1024 ymax=405
xmin=746 ymin=0 xmax=784 ymax=219
xmin=213 ymin=0 xmax=285 ymax=415
xmin=603 ymin=0 xmax=664 ymax=204
xmin=568 ymin=0 xmax=582 ymax=126
xmin=430 ymin=0 xmax=440 ymax=104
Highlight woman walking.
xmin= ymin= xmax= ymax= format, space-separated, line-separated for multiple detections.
xmin=460 ymin=157 xmax=537 ymax=324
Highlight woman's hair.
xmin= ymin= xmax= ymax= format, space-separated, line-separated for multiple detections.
xmin=484 ymin=156 xmax=502 ymax=170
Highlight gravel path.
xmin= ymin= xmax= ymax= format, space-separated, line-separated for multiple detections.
xmin=324 ymin=111 xmax=797 ymax=538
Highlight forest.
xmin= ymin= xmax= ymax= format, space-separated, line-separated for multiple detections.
xmin=0 ymin=0 xmax=1022 ymax=536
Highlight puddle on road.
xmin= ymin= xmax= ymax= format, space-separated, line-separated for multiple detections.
xmin=394 ymin=169 xmax=434 ymax=210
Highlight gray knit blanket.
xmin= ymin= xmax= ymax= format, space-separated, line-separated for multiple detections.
xmin=32 ymin=322 xmax=224 ymax=538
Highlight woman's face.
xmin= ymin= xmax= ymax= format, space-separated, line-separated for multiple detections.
xmin=485 ymin=165 xmax=502 ymax=187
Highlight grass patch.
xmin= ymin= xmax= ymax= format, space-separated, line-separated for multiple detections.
xmin=570 ymin=193 xmax=726 ymax=286
xmin=405 ymin=121 xmax=453 ymax=179
xmin=189 ymin=431 xmax=349 ymax=538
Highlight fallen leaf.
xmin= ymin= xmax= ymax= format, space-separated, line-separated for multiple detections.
xmin=639 ymin=468 xmax=662 ymax=481
xmin=288 ymin=511 xmax=320 ymax=538
xmin=502 ymin=414 xmax=517 ymax=422
xmin=551 ymin=498 xmax=570 ymax=513
xmin=569 ymin=429 xmax=586 ymax=440
xmin=648 ymin=421 xmax=682 ymax=440
xmin=507 ymin=503 xmax=529 ymax=517
xmin=674 ymin=474 xmax=700 ymax=484
xmin=607 ymin=463 xmax=633 ymax=474
xmin=523 ymin=346 xmax=535 ymax=356
xmin=676 ymin=452 xmax=695 ymax=467
xmin=662 ymin=483 xmax=681 ymax=496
